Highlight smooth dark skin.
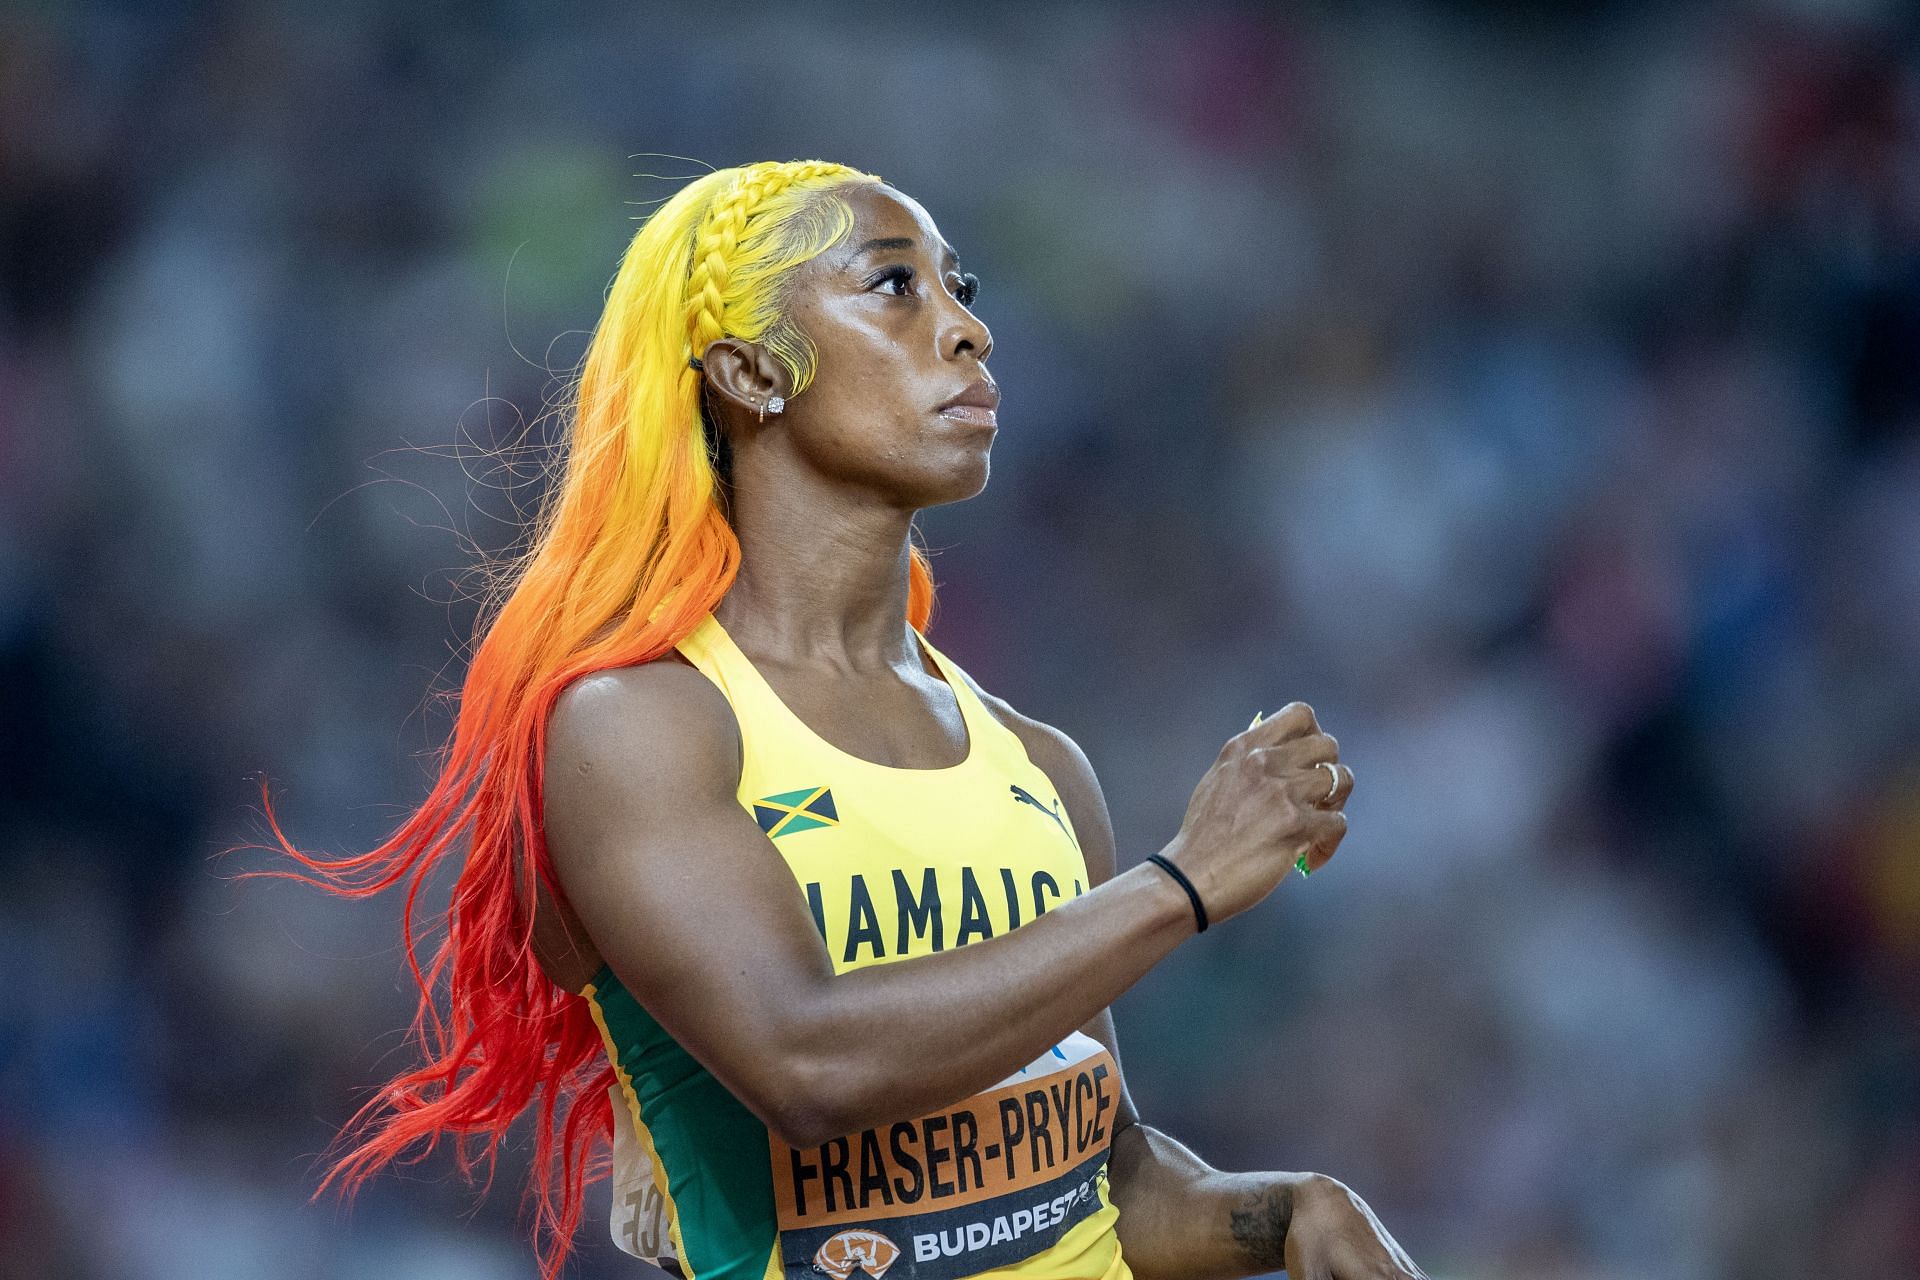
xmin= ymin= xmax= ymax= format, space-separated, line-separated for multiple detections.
xmin=533 ymin=182 xmax=1428 ymax=1280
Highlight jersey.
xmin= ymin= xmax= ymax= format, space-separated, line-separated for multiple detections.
xmin=578 ymin=609 xmax=1133 ymax=1280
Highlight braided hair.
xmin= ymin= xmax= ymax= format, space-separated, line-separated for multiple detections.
xmin=684 ymin=159 xmax=872 ymax=495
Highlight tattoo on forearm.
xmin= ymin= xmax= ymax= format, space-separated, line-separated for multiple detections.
xmin=1228 ymin=1181 xmax=1292 ymax=1268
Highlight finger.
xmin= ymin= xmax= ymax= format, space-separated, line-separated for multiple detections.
xmin=1245 ymin=701 xmax=1319 ymax=745
xmin=1294 ymin=808 xmax=1347 ymax=872
xmin=1353 ymin=1200 xmax=1422 ymax=1276
xmin=1317 ymin=761 xmax=1354 ymax=809
xmin=1254 ymin=732 xmax=1340 ymax=770
xmin=1272 ymin=759 xmax=1351 ymax=809
xmin=1282 ymin=729 xmax=1344 ymax=759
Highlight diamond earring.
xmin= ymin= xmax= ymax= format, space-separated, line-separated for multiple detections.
xmin=759 ymin=395 xmax=785 ymax=424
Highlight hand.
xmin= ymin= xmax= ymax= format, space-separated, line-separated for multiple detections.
xmin=1159 ymin=702 xmax=1352 ymax=924
xmin=1284 ymin=1173 xmax=1429 ymax=1280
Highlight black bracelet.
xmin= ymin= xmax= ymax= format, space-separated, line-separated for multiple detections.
xmin=1144 ymin=852 xmax=1208 ymax=933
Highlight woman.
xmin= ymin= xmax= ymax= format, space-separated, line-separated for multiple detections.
xmin=269 ymin=159 xmax=1428 ymax=1280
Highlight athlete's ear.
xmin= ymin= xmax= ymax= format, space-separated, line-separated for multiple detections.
xmin=699 ymin=338 xmax=789 ymax=426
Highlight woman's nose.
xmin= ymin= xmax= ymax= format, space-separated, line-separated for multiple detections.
xmin=944 ymin=307 xmax=992 ymax=363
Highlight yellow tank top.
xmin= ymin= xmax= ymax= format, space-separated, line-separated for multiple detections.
xmin=579 ymin=609 xmax=1133 ymax=1280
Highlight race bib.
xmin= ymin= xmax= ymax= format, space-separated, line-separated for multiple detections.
xmin=772 ymin=1032 xmax=1120 ymax=1280
xmin=609 ymin=1083 xmax=678 ymax=1266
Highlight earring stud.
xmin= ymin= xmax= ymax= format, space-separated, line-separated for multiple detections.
xmin=759 ymin=395 xmax=785 ymax=423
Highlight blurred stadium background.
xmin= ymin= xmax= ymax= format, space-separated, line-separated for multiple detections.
xmin=3 ymin=2 xmax=1918 ymax=1277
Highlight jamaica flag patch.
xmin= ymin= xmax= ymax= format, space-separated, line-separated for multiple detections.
xmin=753 ymin=786 xmax=838 ymax=838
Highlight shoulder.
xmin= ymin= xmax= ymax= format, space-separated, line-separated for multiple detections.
xmin=534 ymin=654 xmax=742 ymax=990
xmin=546 ymin=650 xmax=743 ymax=799
xmin=946 ymin=664 xmax=1119 ymax=882
xmin=953 ymin=669 xmax=1090 ymax=790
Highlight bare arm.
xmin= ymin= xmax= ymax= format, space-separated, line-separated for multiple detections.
xmin=968 ymin=680 xmax=1427 ymax=1280
xmin=542 ymin=660 xmax=1200 ymax=1149
xmin=964 ymin=683 xmax=1301 ymax=1279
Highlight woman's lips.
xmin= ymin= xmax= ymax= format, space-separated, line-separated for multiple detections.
xmin=937 ymin=405 xmax=998 ymax=428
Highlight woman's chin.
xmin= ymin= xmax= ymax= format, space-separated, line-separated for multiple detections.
xmin=915 ymin=450 xmax=992 ymax=508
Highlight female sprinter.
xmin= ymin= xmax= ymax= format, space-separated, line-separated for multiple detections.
xmin=267 ymin=159 xmax=1428 ymax=1280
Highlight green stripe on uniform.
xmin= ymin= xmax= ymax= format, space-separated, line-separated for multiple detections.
xmin=588 ymin=964 xmax=780 ymax=1279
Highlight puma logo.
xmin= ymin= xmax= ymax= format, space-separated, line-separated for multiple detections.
xmin=1009 ymin=784 xmax=1077 ymax=850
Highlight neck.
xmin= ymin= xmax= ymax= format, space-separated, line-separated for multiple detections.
xmin=714 ymin=450 xmax=919 ymax=672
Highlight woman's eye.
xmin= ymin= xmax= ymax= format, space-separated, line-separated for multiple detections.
xmin=872 ymin=265 xmax=979 ymax=307
xmin=875 ymin=265 xmax=916 ymax=295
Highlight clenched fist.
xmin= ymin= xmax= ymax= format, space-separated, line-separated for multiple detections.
xmin=1156 ymin=702 xmax=1351 ymax=925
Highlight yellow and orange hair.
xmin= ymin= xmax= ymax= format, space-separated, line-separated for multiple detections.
xmin=255 ymin=159 xmax=938 ymax=1278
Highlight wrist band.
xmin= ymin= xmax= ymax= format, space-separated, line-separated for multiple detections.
xmin=1145 ymin=852 xmax=1209 ymax=933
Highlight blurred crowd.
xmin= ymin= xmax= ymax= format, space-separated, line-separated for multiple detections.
xmin=3 ymin=2 xmax=1917 ymax=1278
